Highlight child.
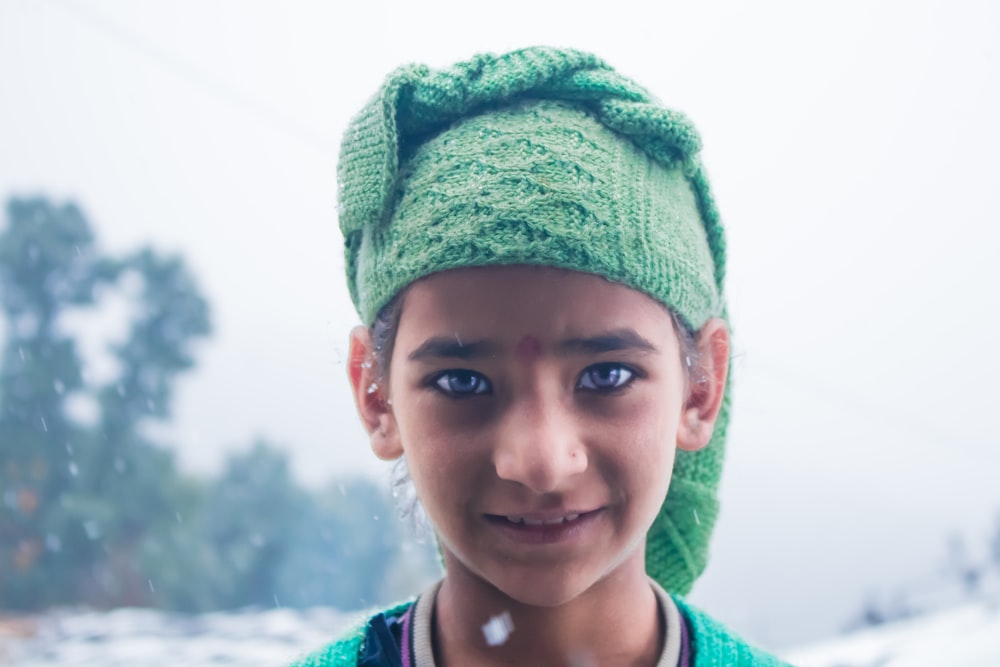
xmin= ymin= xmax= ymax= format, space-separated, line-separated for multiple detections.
xmin=294 ymin=47 xmax=788 ymax=666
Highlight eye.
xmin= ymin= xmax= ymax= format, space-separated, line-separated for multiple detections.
xmin=433 ymin=370 xmax=492 ymax=396
xmin=577 ymin=363 xmax=635 ymax=392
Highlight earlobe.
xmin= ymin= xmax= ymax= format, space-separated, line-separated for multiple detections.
xmin=370 ymin=423 xmax=403 ymax=461
xmin=677 ymin=318 xmax=730 ymax=452
xmin=347 ymin=326 xmax=403 ymax=461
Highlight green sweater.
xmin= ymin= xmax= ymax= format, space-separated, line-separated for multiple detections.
xmin=289 ymin=597 xmax=790 ymax=667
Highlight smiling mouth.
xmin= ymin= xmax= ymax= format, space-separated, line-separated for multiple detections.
xmin=484 ymin=509 xmax=601 ymax=544
xmin=501 ymin=513 xmax=581 ymax=526
xmin=484 ymin=508 xmax=601 ymax=527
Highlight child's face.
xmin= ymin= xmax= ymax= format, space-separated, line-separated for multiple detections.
xmin=362 ymin=266 xmax=699 ymax=607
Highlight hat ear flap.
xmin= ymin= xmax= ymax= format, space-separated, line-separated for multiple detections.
xmin=647 ymin=376 xmax=732 ymax=594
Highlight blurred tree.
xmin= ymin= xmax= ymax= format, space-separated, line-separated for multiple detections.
xmin=0 ymin=196 xmax=433 ymax=613
xmin=946 ymin=533 xmax=983 ymax=595
xmin=199 ymin=441 xmax=306 ymax=609
xmin=145 ymin=443 xmax=436 ymax=613
xmin=275 ymin=476 xmax=437 ymax=610
xmin=0 ymin=198 xmax=104 ymax=607
xmin=0 ymin=197 xmax=210 ymax=610
xmin=991 ymin=512 xmax=1000 ymax=573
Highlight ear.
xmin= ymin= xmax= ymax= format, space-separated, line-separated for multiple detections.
xmin=347 ymin=325 xmax=403 ymax=461
xmin=676 ymin=318 xmax=730 ymax=452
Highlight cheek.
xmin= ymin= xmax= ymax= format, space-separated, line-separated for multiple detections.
xmin=394 ymin=390 xmax=490 ymax=459
xmin=391 ymin=396 xmax=487 ymax=509
xmin=597 ymin=392 xmax=681 ymax=494
xmin=585 ymin=382 xmax=682 ymax=440
xmin=617 ymin=426 xmax=677 ymax=485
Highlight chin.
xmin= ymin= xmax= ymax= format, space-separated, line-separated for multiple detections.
xmin=484 ymin=565 xmax=599 ymax=609
xmin=499 ymin=585 xmax=582 ymax=609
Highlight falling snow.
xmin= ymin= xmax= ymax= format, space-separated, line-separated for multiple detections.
xmin=82 ymin=521 xmax=100 ymax=540
xmin=481 ymin=610 xmax=514 ymax=647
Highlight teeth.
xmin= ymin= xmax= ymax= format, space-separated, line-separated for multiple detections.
xmin=505 ymin=513 xmax=581 ymax=525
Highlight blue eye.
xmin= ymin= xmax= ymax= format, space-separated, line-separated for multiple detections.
xmin=434 ymin=370 xmax=492 ymax=396
xmin=577 ymin=363 xmax=635 ymax=391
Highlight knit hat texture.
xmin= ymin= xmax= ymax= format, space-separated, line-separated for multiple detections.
xmin=338 ymin=46 xmax=730 ymax=595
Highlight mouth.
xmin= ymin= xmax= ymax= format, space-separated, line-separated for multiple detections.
xmin=484 ymin=509 xmax=602 ymax=544
xmin=500 ymin=512 xmax=582 ymax=526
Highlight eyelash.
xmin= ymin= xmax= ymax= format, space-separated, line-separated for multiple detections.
xmin=430 ymin=363 xmax=637 ymax=398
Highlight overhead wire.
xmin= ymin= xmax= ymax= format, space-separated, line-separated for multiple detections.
xmin=46 ymin=0 xmax=338 ymax=157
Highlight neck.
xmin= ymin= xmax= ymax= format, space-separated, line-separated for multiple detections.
xmin=433 ymin=557 xmax=662 ymax=667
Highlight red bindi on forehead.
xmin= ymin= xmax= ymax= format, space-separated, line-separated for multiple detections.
xmin=514 ymin=335 xmax=542 ymax=362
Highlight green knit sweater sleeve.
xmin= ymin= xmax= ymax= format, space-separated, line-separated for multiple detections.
xmin=672 ymin=597 xmax=794 ymax=667
xmin=286 ymin=601 xmax=415 ymax=667
xmin=287 ymin=625 xmax=364 ymax=667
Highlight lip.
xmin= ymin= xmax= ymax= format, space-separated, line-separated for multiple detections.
xmin=484 ymin=508 xmax=603 ymax=545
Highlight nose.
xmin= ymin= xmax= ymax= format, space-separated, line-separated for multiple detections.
xmin=492 ymin=395 xmax=588 ymax=494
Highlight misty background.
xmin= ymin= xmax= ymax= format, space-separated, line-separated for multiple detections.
xmin=1 ymin=0 xmax=998 ymax=650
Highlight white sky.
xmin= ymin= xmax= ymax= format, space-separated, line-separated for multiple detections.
xmin=1 ymin=0 xmax=998 ymax=649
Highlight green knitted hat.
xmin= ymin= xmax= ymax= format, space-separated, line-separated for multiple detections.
xmin=338 ymin=46 xmax=729 ymax=596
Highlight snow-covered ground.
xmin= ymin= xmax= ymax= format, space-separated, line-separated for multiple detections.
xmin=0 ymin=606 xmax=359 ymax=666
xmin=784 ymin=600 xmax=1000 ymax=667
xmin=2 ymin=601 xmax=999 ymax=666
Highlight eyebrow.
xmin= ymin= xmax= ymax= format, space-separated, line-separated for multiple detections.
xmin=406 ymin=328 xmax=657 ymax=362
xmin=407 ymin=337 xmax=500 ymax=362
xmin=557 ymin=329 xmax=658 ymax=355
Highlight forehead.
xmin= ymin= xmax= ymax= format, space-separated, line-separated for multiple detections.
xmin=395 ymin=265 xmax=675 ymax=342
